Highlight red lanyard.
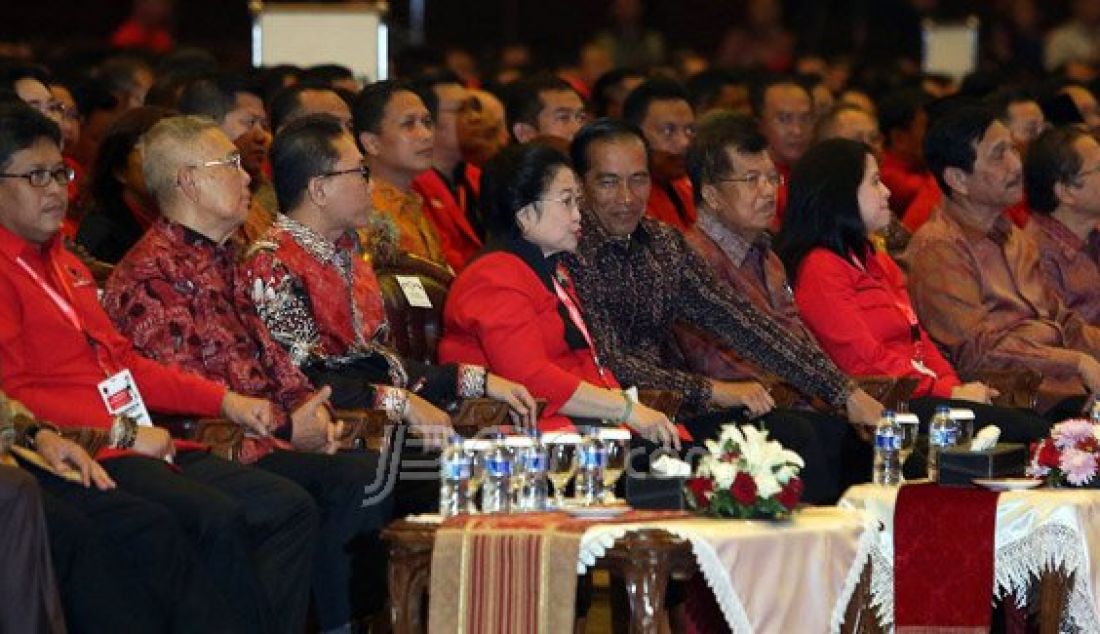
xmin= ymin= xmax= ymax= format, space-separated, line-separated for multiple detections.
xmin=12 ymin=253 xmax=116 ymax=377
xmin=551 ymin=267 xmax=615 ymax=388
xmin=850 ymin=253 xmax=935 ymax=377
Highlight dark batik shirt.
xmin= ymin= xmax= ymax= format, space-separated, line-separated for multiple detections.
xmin=567 ymin=212 xmax=854 ymax=416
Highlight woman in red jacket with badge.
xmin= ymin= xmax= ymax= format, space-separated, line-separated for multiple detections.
xmin=438 ymin=144 xmax=678 ymax=446
xmin=776 ymin=138 xmax=1049 ymax=442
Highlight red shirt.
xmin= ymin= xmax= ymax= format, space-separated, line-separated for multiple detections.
xmin=439 ymin=248 xmax=618 ymax=431
xmin=645 ymin=176 xmax=697 ymax=231
xmin=0 ymin=225 xmax=225 ymax=433
xmin=792 ymin=248 xmax=961 ymax=398
xmin=881 ymin=150 xmax=929 ymax=217
xmin=773 ymin=161 xmax=791 ymax=229
xmin=110 ymin=19 xmax=174 ymax=53
xmin=411 ymin=165 xmax=483 ymax=271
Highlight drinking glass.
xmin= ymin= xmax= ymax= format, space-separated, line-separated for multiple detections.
xmin=463 ymin=439 xmax=491 ymax=513
xmin=895 ymin=413 xmax=920 ymax=481
xmin=598 ymin=428 xmax=631 ymax=503
xmin=544 ymin=432 xmax=580 ymax=508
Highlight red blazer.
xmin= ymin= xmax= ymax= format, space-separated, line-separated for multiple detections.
xmin=0 ymin=227 xmax=225 ymax=433
xmin=412 ymin=166 xmax=483 ymax=271
xmin=438 ymin=250 xmax=618 ymax=430
xmin=792 ymin=248 xmax=961 ymax=398
xmin=645 ymin=176 xmax=697 ymax=231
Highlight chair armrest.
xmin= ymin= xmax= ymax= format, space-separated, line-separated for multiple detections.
xmin=853 ymin=376 xmax=919 ymax=412
xmin=156 ymin=416 xmax=244 ymax=462
xmin=59 ymin=427 xmax=110 ymax=457
xmin=332 ymin=409 xmax=390 ymax=452
xmin=967 ymin=369 xmax=1042 ymax=410
xmin=636 ymin=389 xmax=684 ymax=420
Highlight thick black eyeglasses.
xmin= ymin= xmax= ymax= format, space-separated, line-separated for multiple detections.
xmin=0 ymin=166 xmax=76 ymax=188
xmin=317 ymin=164 xmax=371 ymax=181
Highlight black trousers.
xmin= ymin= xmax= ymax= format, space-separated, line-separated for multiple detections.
xmin=102 ymin=452 xmax=318 ymax=634
xmin=907 ymin=397 xmax=1053 ymax=443
xmin=24 ymin=457 xmax=239 ymax=633
xmin=0 ymin=465 xmax=65 ymax=634
xmin=681 ymin=407 xmax=866 ymax=505
xmin=254 ymin=449 xmax=394 ymax=629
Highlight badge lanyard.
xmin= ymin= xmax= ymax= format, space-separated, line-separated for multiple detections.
xmin=850 ymin=253 xmax=937 ymax=379
xmin=551 ymin=267 xmax=615 ymax=389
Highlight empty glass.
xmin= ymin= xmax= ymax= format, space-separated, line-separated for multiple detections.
xmin=543 ymin=432 xmax=580 ymax=508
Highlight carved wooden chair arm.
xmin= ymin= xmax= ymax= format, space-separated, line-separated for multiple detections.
xmin=853 ymin=376 xmax=919 ymax=413
xmin=156 ymin=416 xmax=244 ymax=462
xmin=967 ymin=368 xmax=1042 ymax=410
xmin=332 ymin=409 xmax=390 ymax=452
xmin=636 ymin=389 xmax=684 ymax=420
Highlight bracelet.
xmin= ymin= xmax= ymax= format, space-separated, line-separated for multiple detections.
xmin=375 ymin=387 xmax=410 ymax=423
xmin=457 ymin=365 xmax=488 ymax=399
xmin=108 ymin=416 xmax=138 ymax=449
xmin=619 ymin=390 xmax=634 ymax=423
xmin=20 ymin=421 xmax=60 ymax=451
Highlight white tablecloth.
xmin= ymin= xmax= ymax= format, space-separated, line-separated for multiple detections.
xmin=840 ymin=483 xmax=1100 ymax=631
xmin=575 ymin=506 xmax=879 ymax=634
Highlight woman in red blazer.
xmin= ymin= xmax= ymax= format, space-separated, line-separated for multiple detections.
xmin=439 ymin=144 xmax=678 ymax=445
xmin=776 ymin=138 xmax=1049 ymax=442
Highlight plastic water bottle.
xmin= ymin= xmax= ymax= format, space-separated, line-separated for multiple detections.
xmin=480 ymin=434 xmax=513 ymax=514
xmin=1091 ymin=398 xmax=1100 ymax=424
xmin=439 ymin=435 xmax=471 ymax=519
xmin=575 ymin=434 xmax=606 ymax=505
xmin=517 ymin=430 xmax=549 ymax=511
xmin=872 ymin=410 xmax=902 ymax=486
xmin=928 ymin=405 xmax=959 ymax=482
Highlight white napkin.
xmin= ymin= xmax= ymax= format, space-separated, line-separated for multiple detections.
xmin=970 ymin=425 xmax=1001 ymax=451
xmin=651 ymin=454 xmax=692 ymax=477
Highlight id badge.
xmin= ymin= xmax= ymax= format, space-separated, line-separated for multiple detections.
xmin=97 ymin=369 xmax=154 ymax=427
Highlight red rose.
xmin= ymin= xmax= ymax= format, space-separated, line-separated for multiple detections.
xmin=731 ymin=471 xmax=758 ymax=505
xmin=686 ymin=477 xmax=714 ymax=506
xmin=1037 ymin=439 xmax=1061 ymax=469
xmin=777 ymin=477 xmax=803 ymax=510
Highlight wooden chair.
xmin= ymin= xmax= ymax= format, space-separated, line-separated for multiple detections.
xmin=969 ymin=368 xmax=1043 ymax=410
xmin=853 ymin=376 xmax=919 ymax=413
xmin=374 ymin=252 xmax=454 ymax=366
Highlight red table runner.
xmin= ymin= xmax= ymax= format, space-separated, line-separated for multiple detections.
xmin=894 ymin=483 xmax=1000 ymax=633
xmin=428 ymin=509 xmax=688 ymax=634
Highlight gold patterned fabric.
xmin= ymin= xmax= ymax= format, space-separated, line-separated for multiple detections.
xmin=360 ymin=177 xmax=447 ymax=267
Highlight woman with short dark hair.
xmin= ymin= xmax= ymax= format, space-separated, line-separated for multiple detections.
xmin=777 ymin=138 xmax=1050 ymax=442
xmin=439 ymin=143 xmax=679 ymax=444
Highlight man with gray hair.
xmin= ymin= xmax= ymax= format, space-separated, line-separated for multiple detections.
xmin=104 ymin=115 xmax=396 ymax=633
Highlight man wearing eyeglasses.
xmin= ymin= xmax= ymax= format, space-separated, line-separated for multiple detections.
xmin=102 ymin=115 xmax=409 ymax=632
xmin=565 ymin=118 xmax=886 ymax=504
xmin=504 ymin=73 xmax=588 ymax=145
xmin=0 ymin=103 xmax=322 ymax=632
xmin=623 ymin=78 xmax=699 ymax=232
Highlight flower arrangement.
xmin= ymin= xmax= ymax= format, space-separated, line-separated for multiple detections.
xmin=1027 ymin=419 xmax=1100 ymax=486
xmin=685 ymin=424 xmax=805 ymax=519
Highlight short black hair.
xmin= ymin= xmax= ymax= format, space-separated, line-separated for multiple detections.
xmin=775 ymin=138 xmax=875 ymax=281
xmin=480 ymin=143 xmax=571 ymax=241
xmin=685 ymin=69 xmax=747 ymax=113
xmin=877 ymin=87 xmax=932 ymax=139
xmin=621 ymin=78 xmax=691 ymax=127
xmin=352 ymin=79 xmax=417 ymax=136
xmin=177 ymin=74 xmax=262 ymax=123
xmin=270 ymin=82 xmax=347 ymax=133
xmin=270 ymin=114 xmax=346 ymax=213
xmin=569 ymin=117 xmax=648 ymax=178
xmin=409 ymin=69 xmax=464 ymax=119
xmin=1024 ymin=125 xmax=1090 ymax=215
xmin=591 ymin=67 xmax=644 ymax=118
xmin=86 ymin=106 xmax=174 ymax=228
xmin=923 ymin=104 xmax=999 ymax=197
xmin=686 ymin=111 xmax=767 ymax=205
xmin=299 ymin=64 xmax=355 ymax=86
xmin=986 ymin=85 xmax=1040 ymax=122
xmin=749 ymin=75 xmax=810 ymax=118
xmin=0 ymin=62 xmax=51 ymax=94
xmin=503 ymin=73 xmax=581 ymax=137
xmin=0 ymin=102 xmax=61 ymax=170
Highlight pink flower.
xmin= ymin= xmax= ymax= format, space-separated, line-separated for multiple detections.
xmin=1060 ymin=448 xmax=1098 ymax=486
xmin=1053 ymin=419 xmax=1095 ymax=451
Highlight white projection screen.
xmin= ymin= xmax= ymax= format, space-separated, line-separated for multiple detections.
xmin=921 ymin=17 xmax=979 ymax=80
xmin=251 ymin=2 xmax=388 ymax=82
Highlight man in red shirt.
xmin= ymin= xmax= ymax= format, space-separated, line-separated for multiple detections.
xmin=411 ymin=71 xmax=485 ymax=270
xmin=751 ymin=76 xmax=814 ymax=224
xmin=623 ymin=78 xmax=698 ymax=231
xmin=0 ymin=102 xmax=317 ymax=632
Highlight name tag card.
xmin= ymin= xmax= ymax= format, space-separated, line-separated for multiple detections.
xmin=395 ymin=275 xmax=433 ymax=308
xmin=97 ymin=369 xmax=153 ymax=427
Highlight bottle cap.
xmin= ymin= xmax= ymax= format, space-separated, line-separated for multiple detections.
xmin=542 ymin=432 xmax=581 ymax=444
xmin=503 ymin=435 xmax=534 ymax=448
xmin=596 ymin=427 xmax=632 ymax=441
xmin=463 ymin=439 xmax=492 ymax=452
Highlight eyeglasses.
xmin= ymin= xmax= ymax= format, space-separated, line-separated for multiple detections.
xmin=538 ymin=192 xmax=585 ymax=210
xmin=0 ymin=165 xmax=76 ymax=188
xmin=720 ymin=172 xmax=784 ymax=188
xmin=194 ymin=152 xmax=243 ymax=171
xmin=317 ymin=164 xmax=371 ymax=181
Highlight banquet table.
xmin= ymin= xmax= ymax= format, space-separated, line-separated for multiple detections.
xmin=840 ymin=483 xmax=1100 ymax=632
xmin=383 ymin=506 xmax=882 ymax=634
